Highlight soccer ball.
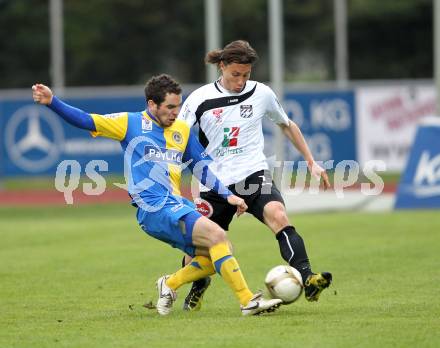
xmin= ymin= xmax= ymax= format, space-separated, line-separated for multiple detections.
xmin=265 ymin=265 xmax=304 ymax=304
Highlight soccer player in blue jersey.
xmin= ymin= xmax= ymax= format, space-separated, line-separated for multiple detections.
xmin=32 ymin=74 xmax=282 ymax=316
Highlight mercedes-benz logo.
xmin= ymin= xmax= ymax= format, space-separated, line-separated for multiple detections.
xmin=5 ymin=105 xmax=65 ymax=172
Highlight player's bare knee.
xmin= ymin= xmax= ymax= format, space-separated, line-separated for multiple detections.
xmin=264 ymin=201 xmax=290 ymax=232
xmin=206 ymin=224 xmax=228 ymax=248
xmin=212 ymin=227 xmax=229 ymax=245
xmin=274 ymin=207 xmax=289 ymax=226
xmin=211 ymin=230 xmax=227 ymax=245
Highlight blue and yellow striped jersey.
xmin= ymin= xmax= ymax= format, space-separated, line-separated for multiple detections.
xmin=89 ymin=110 xmax=229 ymax=206
xmin=47 ymin=96 xmax=231 ymax=208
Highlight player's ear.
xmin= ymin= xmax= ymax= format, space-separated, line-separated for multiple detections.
xmin=147 ymin=99 xmax=157 ymax=111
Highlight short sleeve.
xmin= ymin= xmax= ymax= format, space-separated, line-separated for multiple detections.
xmin=177 ymin=94 xmax=198 ymax=127
xmin=263 ymin=85 xmax=289 ymax=125
xmin=90 ymin=112 xmax=128 ymax=141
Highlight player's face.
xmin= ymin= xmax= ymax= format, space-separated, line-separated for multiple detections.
xmin=149 ymin=93 xmax=182 ymax=127
xmin=220 ymin=62 xmax=252 ymax=93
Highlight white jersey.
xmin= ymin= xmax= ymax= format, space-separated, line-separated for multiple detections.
xmin=178 ymin=80 xmax=289 ymax=188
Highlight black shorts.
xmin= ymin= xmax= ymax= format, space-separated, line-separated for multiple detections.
xmin=195 ymin=170 xmax=285 ymax=230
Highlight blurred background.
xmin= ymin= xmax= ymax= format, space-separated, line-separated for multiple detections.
xmin=0 ymin=0 xmax=433 ymax=86
xmin=0 ymin=0 xmax=438 ymax=210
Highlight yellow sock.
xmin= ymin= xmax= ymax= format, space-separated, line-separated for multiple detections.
xmin=166 ymin=255 xmax=215 ymax=290
xmin=209 ymin=242 xmax=253 ymax=306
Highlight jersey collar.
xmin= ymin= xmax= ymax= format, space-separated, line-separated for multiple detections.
xmin=214 ymin=79 xmax=223 ymax=93
xmin=143 ymin=110 xmax=160 ymax=126
xmin=214 ymin=79 xmax=248 ymax=95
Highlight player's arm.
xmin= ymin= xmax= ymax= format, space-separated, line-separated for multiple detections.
xmin=32 ymin=83 xmax=127 ymax=141
xmin=183 ymin=130 xmax=247 ymax=216
xmin=279 ymin=120 xmax=313 ymax=164
xmin=263 ymin=85 xmax=331 ymax=189
xmin=279 ymin=120 xmax=330 ymax=189
xmin=32 ymin=83 xmax=96 ymax=131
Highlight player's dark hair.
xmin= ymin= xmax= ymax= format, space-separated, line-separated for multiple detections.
xmin=144 ymin=74 xmax=182 ymax=106
xmin=205 ymin=40 xmax=259 ymax=67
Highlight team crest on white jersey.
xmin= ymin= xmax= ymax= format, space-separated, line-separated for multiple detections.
xmin=142 ymin=118 xmax=152 ymax=132
xmin=240 ymin=105 xmax=253 ymax=118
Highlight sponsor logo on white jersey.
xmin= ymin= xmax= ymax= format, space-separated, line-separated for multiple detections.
xmin=215 ymin=127 xmax=244 ymax=157
xmin=222 ymin=127 xmax=240 ymax=147
xmin=212 ymin=108 xmax=224 ymax=124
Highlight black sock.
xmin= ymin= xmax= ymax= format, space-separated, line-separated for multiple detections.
xmin=276 ymin=225 xmax=313 ymax=282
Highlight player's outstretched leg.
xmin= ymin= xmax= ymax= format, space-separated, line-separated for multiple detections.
xmin=304 ymin=272 xmax=333 ymax=302
xmin=188 ymin=215 xmax=282 ymax=315
xmin=156 ymin=275 xmax=177 ymax=315
xmin=157 ymin=255 xmax=216 ymax=314
xmin=209 ymin=240 xmax=282 ymax=316
xmin=276 ymin=225 xmax=332 ymax=301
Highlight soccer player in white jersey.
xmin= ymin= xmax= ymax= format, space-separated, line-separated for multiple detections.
xmin=178 ymin=40 xmax=332 ymax=311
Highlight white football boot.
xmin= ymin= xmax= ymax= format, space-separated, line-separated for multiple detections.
xmin=241 ymin=292 xmax=282 ymax=316
xmin=156 ymin=275 xmax=177 ymax=315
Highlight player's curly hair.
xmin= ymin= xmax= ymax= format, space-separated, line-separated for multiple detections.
xmin=144 ymin=74 xmax=182 ymax=106
xmin=205 ymin=40 xmax=259 ymax=66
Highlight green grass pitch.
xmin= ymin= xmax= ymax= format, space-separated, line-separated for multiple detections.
xmin=1 ymin=204 xmax=439 ymax=348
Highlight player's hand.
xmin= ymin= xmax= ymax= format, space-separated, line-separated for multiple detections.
xmin=308 ymin=160 xmax=331 ymax=190
xmin=227 ymin=195 xmax=247 ymax=217
xmin=32 ymin=84 xmax=53 ymax=105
